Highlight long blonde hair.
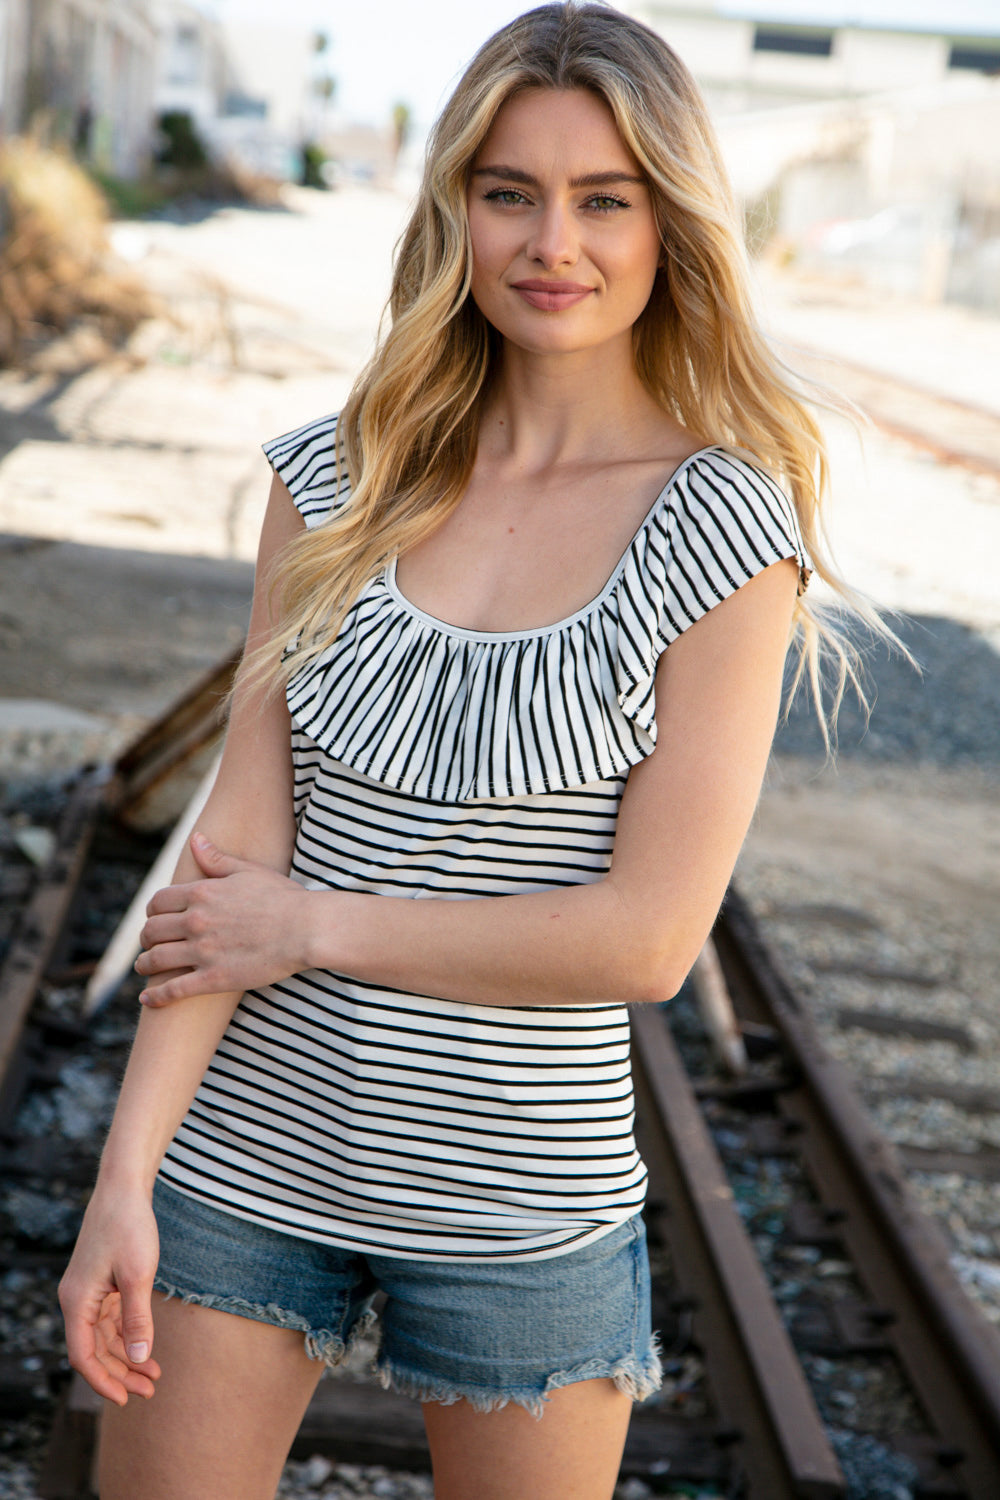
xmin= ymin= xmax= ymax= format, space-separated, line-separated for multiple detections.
xmin=257 ymin=1 xmax=871 ymax=725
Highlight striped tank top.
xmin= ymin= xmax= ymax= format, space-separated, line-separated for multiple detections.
xmin=159 ymin=413 xmax=807 ymax=1261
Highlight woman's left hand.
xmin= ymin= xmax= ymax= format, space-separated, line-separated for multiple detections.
xmin=135 ymin=833 xmax=311 ymax=1006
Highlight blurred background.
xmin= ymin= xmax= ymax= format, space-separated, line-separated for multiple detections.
xmin=1 ymin=5 xmax=1000 ymax=1497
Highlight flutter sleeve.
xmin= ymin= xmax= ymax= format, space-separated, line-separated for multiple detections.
xmin=614 ymin=447 xmax=811 ymax=740
xmin=262 ymin=412 xmax=351 ymax=529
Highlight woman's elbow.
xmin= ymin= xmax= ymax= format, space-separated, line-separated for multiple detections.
xmin=601 ymin=884 xmax=704 ymax=1005
xmin=620 ymin=942 xmax=695 ymax=1007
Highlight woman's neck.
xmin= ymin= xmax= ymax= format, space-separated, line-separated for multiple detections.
xmin=479 ymin=338 xmax=674 ymax=474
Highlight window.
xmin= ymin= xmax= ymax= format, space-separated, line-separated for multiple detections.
xmin=167 ymin=23 xmax=201 ymax=86
xmin=753 ymin=26 xmax=834 ymax=58
xmin=948 ymin=44 xmax=1000 ymax=73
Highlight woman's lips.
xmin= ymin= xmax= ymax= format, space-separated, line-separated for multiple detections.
xmin=511 ymin=280 xmax=594 ymax=311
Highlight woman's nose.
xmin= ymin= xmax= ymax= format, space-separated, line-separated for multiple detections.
xmin=526 ymin=203 xmax=578 ymax=267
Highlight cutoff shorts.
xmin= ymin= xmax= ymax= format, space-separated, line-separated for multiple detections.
xmin=151 ymin=1179 xmax=662 ymax=1415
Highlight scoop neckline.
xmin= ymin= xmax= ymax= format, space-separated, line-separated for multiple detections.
xmin=383 ymin=444 xmax=724 ymax=644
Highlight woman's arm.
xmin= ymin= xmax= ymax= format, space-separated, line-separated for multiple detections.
xmin=137 ymin=557 xmax=799 ymax=1011
xmin=58 ymin=474 xmax=303 ymax=1403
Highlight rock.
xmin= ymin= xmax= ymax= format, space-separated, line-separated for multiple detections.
xmin=299 ymin=1455 xmax=334 ymax=1488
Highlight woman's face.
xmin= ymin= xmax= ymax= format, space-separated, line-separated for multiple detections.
xmin=467 ymin=88 xmax=662 ymax=360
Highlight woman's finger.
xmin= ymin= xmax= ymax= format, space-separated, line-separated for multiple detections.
xmin=63 ymin=1295 xmax=133 ymax=1407
xmin=190 ymin=832 xmax=254 ymax=878
xmin=145 ymin=882 xmax=199 ymax=918
xmin=137 ymin=913 xmax=189 ymax=952
xmin=135 ymin=939 xmax=197 ymax=977
xmin=135 ymin=964 xmax=192 ymax=993
xmin=139 ymin=968 xmax=228 ymax=1006
xmin=118 ymin=1268 xmax=156 ymax=1371
xmin=96 ymin=1297 xmax=161 ymax=1397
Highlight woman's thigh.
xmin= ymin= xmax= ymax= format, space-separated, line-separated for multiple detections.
xmin=423 ymin=1379 xmax=633 ymax=1500
xmin=123 ymin=1186 xmax=659 ymax=1498
xmin=375 ymin=1218 xmax=660 ymax=1500
xmin=106 ymin=1183 xmax=377 ymax=1499
xmin=98 ymin=1292 xmax=323 ymax=1500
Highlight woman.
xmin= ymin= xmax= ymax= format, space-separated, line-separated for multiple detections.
xmin=60 ymin=6 xmax=847 ymax=1497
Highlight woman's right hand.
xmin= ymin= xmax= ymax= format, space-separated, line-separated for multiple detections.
xmin=58 ymin=1184 xmax=162 ymax=1405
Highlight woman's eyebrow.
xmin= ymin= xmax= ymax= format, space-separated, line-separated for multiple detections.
xmin=471 ymin=165 xmax=646 ymax=188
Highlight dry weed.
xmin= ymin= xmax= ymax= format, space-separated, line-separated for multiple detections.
xmin=0 ymin=139 xmax=156 ymax=367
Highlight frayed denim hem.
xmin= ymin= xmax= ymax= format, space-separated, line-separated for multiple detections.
xmin=152 ymin=1276 xmax=377 ymax=1369
xmin=545 ymin=1335 xmax=663 ymax=1406
xmin=376 ymin=1337 xmax=662 ymax=1421
xmin=376 ymin=1360 xmax=550 ymax=1418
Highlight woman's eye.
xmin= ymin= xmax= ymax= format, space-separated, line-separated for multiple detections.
xmin=587 ymin=194 xmax=630 ymax=214
xmin=483 ymin=188 xmax=528 ymax=207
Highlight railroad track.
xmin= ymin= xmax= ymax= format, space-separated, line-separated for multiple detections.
xmin=3 ymin=731 xmax=1000 ymax=1497
xmin=788 ymin=345 xmax=1000 ymax=483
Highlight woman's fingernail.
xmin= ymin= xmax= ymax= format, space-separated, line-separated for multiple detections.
xmin=192 ymin=831 xmax=208 ymax=848
xmin=138 ymin=992 xmax=150 ymax=1006
xmin=127 ymin=1342 xmax=149 ymax=1363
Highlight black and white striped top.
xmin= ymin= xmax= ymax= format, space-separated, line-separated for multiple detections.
xmin=159 ymin=413 xmax=807 ymax=1261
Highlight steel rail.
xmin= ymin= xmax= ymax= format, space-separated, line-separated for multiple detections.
xmin=790 ymin=343 xmax=1000 ymax=480
xmin=0 ymin=767 xmax=106 ymax=1121
xmin=630 ymin=1002 xmax=845 ymax=1499
xmin=106 ymin=645 xmax=239 ymax=832
xmin=715 ymin=887 xmax=1000 ymax=1497
xmin=9 ymin=734 xmax=995 ymax=1495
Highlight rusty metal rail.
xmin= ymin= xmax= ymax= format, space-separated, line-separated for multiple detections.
xmin=631 ymin=1002 xmax=845 ymax=1498
xmin=6 ymin=830 xmax=1000 ymax=1497
xmin=791 ymin=345 xmax=1000 ymax=480
xmin=0 ymin=767 xmax=106 ymax=1128
xmin=713 ymin=888 xmax=1000 ymax=1497
xmin=0 ymin=644 xmax=237 ymax=1114
xmin=106 ymin=645 xmax=238 ymax=833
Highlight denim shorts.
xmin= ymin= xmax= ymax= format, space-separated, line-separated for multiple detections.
xmin=152 ymin=1180 xmax=661 ymax=1415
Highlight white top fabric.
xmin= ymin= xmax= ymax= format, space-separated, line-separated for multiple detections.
xmin=158 ymin=412 xmax=807 ymax=1262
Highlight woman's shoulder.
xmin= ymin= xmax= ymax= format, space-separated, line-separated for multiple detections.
xmin=655 ymin=442 xmax=792 ymax=521
xmin=619 ymin=443 xmax=809 ymax=648
xmin=610 ymin=414 xmax=801 ymax=562
xmin=647 ymin=444 xmax=808 ymax=588
xmin=262 ymin=412 xmax=350 ymax=530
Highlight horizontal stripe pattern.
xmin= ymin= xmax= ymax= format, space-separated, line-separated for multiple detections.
xmin=162 ymin=761 xmax=645 ymax=1260
xmin=160 ymin=413 xmax=806 ymax=1261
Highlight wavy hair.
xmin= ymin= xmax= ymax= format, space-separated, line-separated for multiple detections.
xmin=253 ymin=1 xmax=877 ymax=730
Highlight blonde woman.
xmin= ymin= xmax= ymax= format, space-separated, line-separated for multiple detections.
xmin=60 ymin=5 xmax=841 ymax=1497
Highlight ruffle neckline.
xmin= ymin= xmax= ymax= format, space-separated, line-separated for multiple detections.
xmin=280 ymin=442 xmax=807 ymax=804
xmin=378 ymin=452 xmax=710 ymax=646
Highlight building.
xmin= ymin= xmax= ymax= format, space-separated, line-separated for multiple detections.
xmin=0 ymin=0 xmax=29 ymax=138
xmin=629 ymin=3 xmax=1000 ymax=307
xmin=630 ymin=2 xmax=1000 ymax=113
xmin=154 ymin=0 xmax=228 ymax=132
xmin=0 ymin=0 xmax=159 ymax=177
xmin=153 ymin=0 xmax=328 ymax=180
xmin=0 ymin=0 xmax=325 ymax=183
